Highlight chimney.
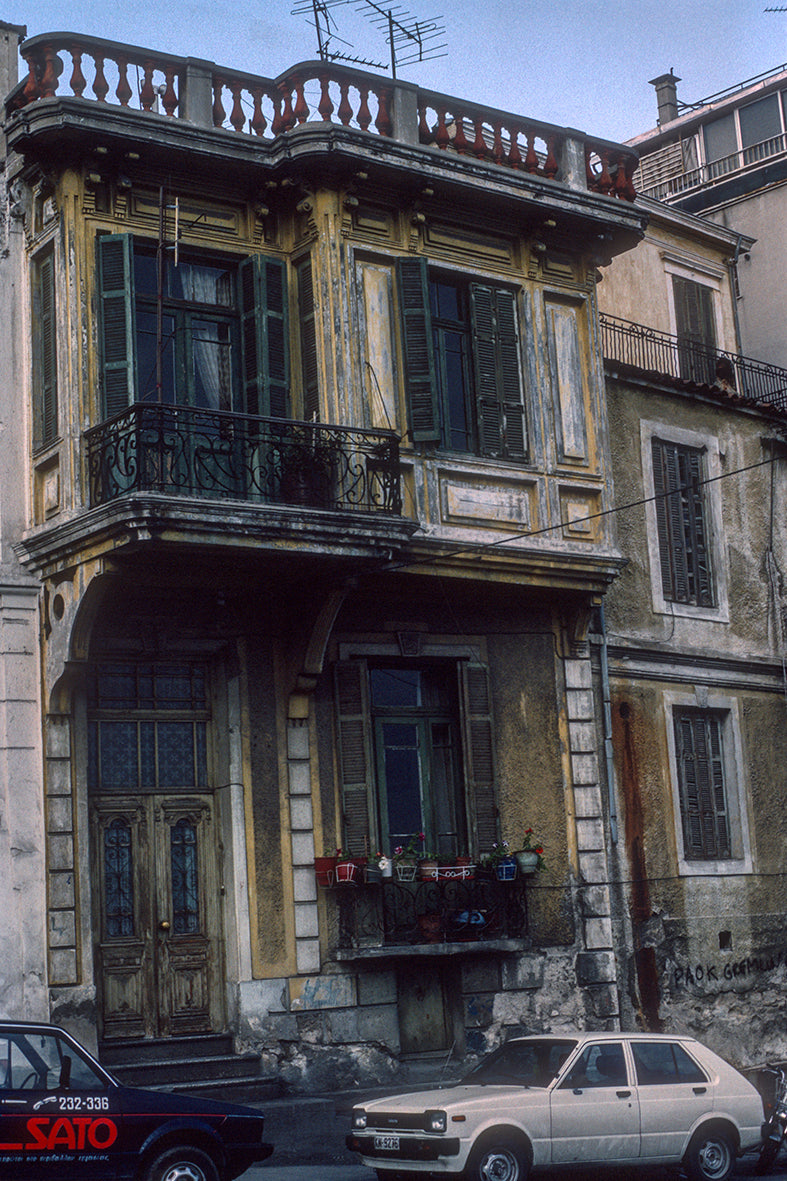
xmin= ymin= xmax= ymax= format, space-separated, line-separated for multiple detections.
xmin=648 ymin=69 xmax=681 ymax=126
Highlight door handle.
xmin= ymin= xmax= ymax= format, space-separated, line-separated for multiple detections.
xmin=159 ymin=920 xmax=171 ymax=931
xmin=693 ymin=1086 xmax=706 ymax=1095
xmin=616 ymin=1090 xmax=631 ymax=1099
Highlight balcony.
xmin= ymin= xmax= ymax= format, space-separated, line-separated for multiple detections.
xmin=333 ymin=873 xmax=529 ymax=959
xmin=85 ymin=404 xmax=402 ymax=513
xmin=600 ymin=314 xmax=787 ymax=414
xmin=638 ymin=132 xmax=787 ymax=202
xmin=7 ymin=32 xmax=639 ymax=207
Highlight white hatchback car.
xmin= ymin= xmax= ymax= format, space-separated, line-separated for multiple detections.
xmin=346 ymin=1032 xmax=765 ymax=1181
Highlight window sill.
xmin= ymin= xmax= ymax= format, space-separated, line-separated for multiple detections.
xmin=335 ymin=937 xmax=530 ymax=961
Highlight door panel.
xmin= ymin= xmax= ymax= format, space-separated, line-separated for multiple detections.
xmin=550 ymin=1042 xmax=640 ymax=1163
xmin=92 ymin=794 xmax=224 ymax=1040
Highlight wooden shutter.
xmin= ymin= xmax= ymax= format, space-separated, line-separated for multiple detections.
xmin=33 ymin=249 xmax=57 ymax=447
xmin=674 ymin=711 xmax=730 ymax=859
xmin=459 ymin=661 xmax=498 ymax=854
xmin=470 ymin=284 xmax=526 ymax=460
xmin=98 ymin=234 xmax=136 ymax=419
xmin=297 ymin=258 xmax=319 ymax=422
xmin=239 ymin=255 xmax=289 ymax=419
xmin=334 ymin=661 xmax=373 ymax=857
xmin=652 ymin=438 xmax=713 ymax=607
xmin=397 ymin=257 xmax=440 ymax=443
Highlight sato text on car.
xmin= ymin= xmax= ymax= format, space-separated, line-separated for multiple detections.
xmin=0 ymin=1021 xmax=273 ymax=1180
xmin=346 ymin=1031 xmax=766 ymax=1181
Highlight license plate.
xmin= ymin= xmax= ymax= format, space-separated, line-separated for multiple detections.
xmin=374 ymin=1134 xmax=400 ymax=1151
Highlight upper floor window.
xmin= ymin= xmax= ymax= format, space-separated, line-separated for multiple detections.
xmin=671 ymin=276 xmax=717 ymax=384
xmin=673 ymin=709 xmax=731 ymax=860
xmin=398 ymin=258 xmax=526 ymax=461
xmin=651 ymin=437 xmax=714 ymax=608
xmin=703 ymin=90 xmax=787 ymax=176
xmin=32 ymin=246 xmax=57 ymax=449
xmin=97 ymin=235 xmax=289 ymax=421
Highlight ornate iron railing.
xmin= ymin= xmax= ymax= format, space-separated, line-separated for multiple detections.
xmin=600 ymin=314 xmax=787 ymax=414
xmin=335 ymin=874 xmax=529 ymax=950
xmin=85 ymin=404 xmax=402 ymax=514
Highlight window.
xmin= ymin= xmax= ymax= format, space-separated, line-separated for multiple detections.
xmin=703 ymin=91 xmax=786 ymax=175
xmin=334 ymin=659 xmax=497 ymax=859
xmin=97 ymin=234 xmax=289 ymax=421
xmin=560 ymin=1043 xmax=628 ymax=1090
xmin=87 ymin=661 xmax=209 ymax=794
xmin=673 ymin=710 xmax=731 ymax=860
xmin=671 ymin=275 xmax=717 ymax=384
xmin=398 ymin=258 xmax=526 ymax=460
xmin=631 ymin=1041 xmax=706 ymax=1086
xmin=651 ymin=437 xmax=714 ymax=608
xmin=32 ymin=246 xmax=57 ymax=448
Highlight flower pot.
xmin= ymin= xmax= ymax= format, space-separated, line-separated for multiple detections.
xmin=418 ymin=859 xmax=439 ymax=881
xmin=395 ymin=862 xmax=417 ymax=881
xmin=365 ymin=863 xmax=382 ymax=885
xmin=515 ymin=850 xmax=540 ymax=876
xmin=417 ymin=913 xmax=442 ymax=942
xmin=495 ymin=856 xmax=517 ymax=881
xmin=335 ymin=858 xmax=364 ymax=884
xmin=313 ymin=856 xmax=337 ymax=888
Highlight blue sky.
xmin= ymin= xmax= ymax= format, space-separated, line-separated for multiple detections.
xmin=5 ymin=0 xmax=785 ymax=142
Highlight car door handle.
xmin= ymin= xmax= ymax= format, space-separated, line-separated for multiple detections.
xmin=616 ymin=1090 xmax=631 ymax=1099
xmin=693 ymin=1087 xmax=706 ymax=1095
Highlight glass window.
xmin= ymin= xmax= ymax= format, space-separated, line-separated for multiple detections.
xmin=703 ymin=112 xmax=737 ymax=174
xmin=632 ymin=1041 xmax=707 ymax=1085
xmin=739 ymin=94 xmax=781 ymax=153
xmin=561 ymin=1043 xmax=628 ymax=1089
xmin=463 ymin=1039 xmax=578 ymax=1087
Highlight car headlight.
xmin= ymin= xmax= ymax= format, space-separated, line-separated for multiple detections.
xmin=352 ymin=1109 xmax=368 ymax=1130
xmin=425 ymin=1109 xmax=447 ymax=1134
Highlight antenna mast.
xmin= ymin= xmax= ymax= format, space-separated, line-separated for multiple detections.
xmin=291 ymin=0 xmax=446 ymax=76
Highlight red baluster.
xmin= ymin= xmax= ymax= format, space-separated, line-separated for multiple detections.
xmin=318 ymin=73 xmax=333 ymax=122
xmin=375 ymin=87 xmax=392 ymax=137
xmin=472 ymin=116 xmax=488 ymax=159
xmin=338 ymin=80 xmax=352 ymax=126
xmin=280 ymin=83 xmax=295 ymax=131
xmin=230 ymin=80 xmax=245 ymax=131
xmin=357 ymin=86 xmax=372 ymax=132
xmin=250 ymin=86 xmax=267 ymax=136
xmin=92 ymin=55 xmax=109 ymax=103
xmin=270 ymin=94 xmax=284 ymax=136
xmin=162 ymin=67 xmax=177 ymax=116
xmin=435 ymin=106 xmax=450 ymax=150
xmin=507 ymin=126 xmax=522 ymax=169
xmin=596 ymin=149 xmax=612 ymax=194
xmin=623 ymin=156 xmax=637 ymax=201
xmin=418 ymin=102 xmax=432 ymax=143
xmin=40 ymin=44 xmax=58 ymax=98
xmin=452 ymin=110 xmax=470 ymax=154
xmin=492 ymin=122 xmax=504 ymax=165
xmin=115 ymin=57 xmax=132 ymax=107
xmin=140 ymin=60 xmax=155 ymax=110
xmin=212 ymin=77 xmax=226 ymax=127
xmin=69 ymin=46 xmax=86 ymax=98
xmin=21 ymin=53 xmax=39 ymax=104
xmin=524 ymin=132 xmax=539 ymax=173
xmin=293 ymin=75 xmax=310 ymax=123
xmin=544 ymin=135 xmax=558 ymax=179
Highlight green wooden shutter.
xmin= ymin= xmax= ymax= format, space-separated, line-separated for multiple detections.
xmin=651 ymin=438 xmax=675 ymax=600
xmin=239 ymin=255 xmax=289 ymax=419
xmin=33 ymin=249 xmax=57 ymax=447
xmin=470 ymin=284 xmax=526 ymax=460
xmin=298 ymin=258 xmax=319 ymax=422
xmin=334 ymin=661 xmax=374 ymax=857
xmin=398 ymin=257 xmax=439 ymax=443
xmin=460 ymin=661 xmax=498 ymax=855
xmin=98 ymin=234 xmax=136 ymax=419
xmin=674 ymin=711 xmax=730 ymax=859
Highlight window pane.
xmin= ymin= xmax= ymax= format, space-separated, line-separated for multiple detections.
xmin=136 ymin=309 xmax=175 ymax=402
xmin=370 ymin=668 xmax=421 ymax=709
xmin=104 ymin=819 xmax=134 ymax=938
xmin=703 ymin=113 xmax=736 ymax=166
xmin=157 ymin=722 xmax=196 ymax=787
xmin=381 ymin=722 xmax=423 ymax=846
xmin=173 ymin=261 xmax=235 ymax=307
xmin=171 ymin=819 xmax=200 ymax=934
xmin=98 ymin=722 xmax=138 ymax=789
xmin=191 ymin=318 xmax=234 ymax=411
xmin=739 ymin=94 xmax=781 ymax=149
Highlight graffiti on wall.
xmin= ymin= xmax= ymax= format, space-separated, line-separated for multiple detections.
xmin=672 ymin=949 xmax=787 ymax=992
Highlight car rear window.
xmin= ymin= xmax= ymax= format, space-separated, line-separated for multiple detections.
xmin=463 ymin=1039 xmax=578 ymax=1087
xmin=632 ymin=1041 xmax=708 ymax=1085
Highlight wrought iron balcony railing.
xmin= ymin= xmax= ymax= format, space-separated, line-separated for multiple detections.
xmin=335 ymin=873 xmax=529 ymax=951
xmin=600 ymin=313 xmax=787 ymax=414
xmin=85 ymin=404 xmax=402 ymax=514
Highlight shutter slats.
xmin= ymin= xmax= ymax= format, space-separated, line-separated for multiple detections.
xmin=398 ymin=257 xmax=440 ymax=442
xmin=652 ymin=437 xmax=714 ymax=607
xmin=460 ymin=662 xmax=498 ymax=855
xmin=334 ymin=661 xmax=373 ymax=857
xmin=239 ymin=255 xmax=289 ymax=419
xmin=674 ymin=710 xmax=731 ymax=859
xmin=98 ymin=235 xmax=136 ymax=418
xmin=470 ymin=284 xmax=527 ymax=460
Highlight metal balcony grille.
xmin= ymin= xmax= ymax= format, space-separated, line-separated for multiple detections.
xmin=600 ymin=314 xmax=787 ymax=414
xmin=85 ymin=404 xmax=402 ymax=514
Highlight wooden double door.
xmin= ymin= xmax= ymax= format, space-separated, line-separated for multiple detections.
xmin=91 ymin=793 xmax=225 ymax=1041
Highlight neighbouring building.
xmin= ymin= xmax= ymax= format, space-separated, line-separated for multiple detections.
xmin=630 ymin=65 xmax=787 ymax=368
xmin=0 ymin=28 xmax=648 ymax=1088
xmin=597 ymin=194 xmax=787 ymax=1064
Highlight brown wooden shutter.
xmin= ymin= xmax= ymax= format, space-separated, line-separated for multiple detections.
xmin=397 ymin=257 xmax=440 ymax=442
xmin=334 ymin=661 xmax=373 ymax=856
xmin=674 ymin=711 xmax=730 ymax=859
xmin=460 ymin=661 xmax=498 ymax=854
xmin=470 ymin=284 xmax=526 ymax=460
xmin=298 ymin=258 xmax=319 ymax=422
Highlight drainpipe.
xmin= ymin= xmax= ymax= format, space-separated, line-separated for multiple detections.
xmin=727 ymin=232 xmax=745 ymax=355
xmin=595 ymin=602 xmax=618 ymax=845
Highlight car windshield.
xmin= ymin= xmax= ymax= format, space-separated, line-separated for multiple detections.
xmin=462 ymin=1039 xmax=578 ymax=1087
xmin=1 ymin=1031 xmax=107 ymax=1092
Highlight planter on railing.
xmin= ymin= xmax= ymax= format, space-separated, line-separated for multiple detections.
xmin=314 ymin=856 xmax=337 ymax=887
xmin=335 ymin=857 xmax=366 ymax=885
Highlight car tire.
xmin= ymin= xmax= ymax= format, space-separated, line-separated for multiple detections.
xmin=684 ymin=1126 xmax=735 ymax=1181
xmin=465 ymin=1135 xmax=529 ymax=1181
xmin=143 ymin=1145 xmax=221 ymax=1181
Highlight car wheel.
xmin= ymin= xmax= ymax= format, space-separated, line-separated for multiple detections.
xmin=143 ymin=1145 xmax=220 ymax=1181
xmin=684 ymin=1127 xmax=735 ymax=1181
xmin=466 ymin=1135 xmax=529 ymax=1181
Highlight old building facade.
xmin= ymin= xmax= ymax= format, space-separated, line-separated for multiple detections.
xmin=0 ymin=29 xmax=648 ymax=1087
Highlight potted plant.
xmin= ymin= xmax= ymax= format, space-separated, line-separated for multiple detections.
xmin=313 ymin=852 xmax=337 ymax=887
xmin=393 ymin=832 xmax=423 ymax=881
xmin=418 ymin=851 xmax=439 ymax=881
xmin=278 ymin=426 xmax=337 ymax=508
xmin=334 ymin=848 xmax=366 ymax=884
xmin=514 ymin=829 xmax=546 ymax=875
xmin=481 ymin=840 xmax=517 ymax=881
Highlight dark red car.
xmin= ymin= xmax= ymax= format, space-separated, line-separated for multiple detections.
xmin=0 ymin=1021 xmax=273 ymax=1180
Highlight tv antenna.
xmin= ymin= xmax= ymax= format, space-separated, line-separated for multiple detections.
xmin=291 ymin=0 xmax=447 ymax=77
